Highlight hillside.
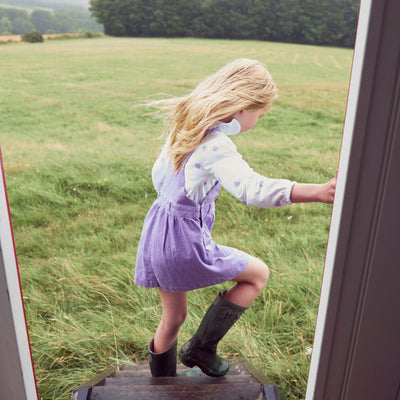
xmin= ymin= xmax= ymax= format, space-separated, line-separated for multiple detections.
xmin=0 ymin=0 xmax=89 ymax=11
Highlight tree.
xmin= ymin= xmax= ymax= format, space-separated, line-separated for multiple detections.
xmin=90 ymin=0 xmax=200 ymax=37
xmin=0 ymin=6 xmax=102 ymax=35
xmin=327 ymin=0 xmax=359 ymax=47
xmin=22 ymin=30 xmax=44 ymax=42
xmin=199 ymin=0 xmax=257 ymax=39
xmin=0 ymin=8 xmax=34 ymax=35
xmin=89 ymin=0 xmax=360 ymax=47
xmin=0 ymin=7 xmax=29 ymax=22
xmin=294 ymin=0 xmax=330 ymax=45
xmin=264 ymin=0 xmax=299 ymax=43
xmin=11 ymin=16 xmax=35 ymax=35
xmin=248 ymin=0 xmax=270 ymax=41
xmin=0 ymin=16 xmax=13 ymax=34
xmin=30 ymin=10 xmax=54 ymax=34
xmin=89 ymin=0 xmax=137 ymax=36
xmin=148 ymin=0 xmax=201 ymax=37
xmin=52 ymin=9 xmax=102 ymax=34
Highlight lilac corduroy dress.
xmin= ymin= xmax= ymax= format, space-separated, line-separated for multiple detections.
xmin=134 ymin=155 xmax=250 ymax=292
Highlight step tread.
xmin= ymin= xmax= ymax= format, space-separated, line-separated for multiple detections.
xmin=90 ymin=382 xmax=264 ymax=400
xmin=104 ymin=374 xmax=260 ymax=386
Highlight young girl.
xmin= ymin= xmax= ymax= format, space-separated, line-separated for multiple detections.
xmin=135 ymin=58 xmax=337 ymax=378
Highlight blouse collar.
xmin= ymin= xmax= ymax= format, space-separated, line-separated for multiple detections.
xmin=213 ymin=119 xmax=241 ymax=136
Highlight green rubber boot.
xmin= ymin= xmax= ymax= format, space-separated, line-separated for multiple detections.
xmin=179 ymin=290 xmax=247 ymax=377
xmin=148 ymin=339 xmax=201 ymax=377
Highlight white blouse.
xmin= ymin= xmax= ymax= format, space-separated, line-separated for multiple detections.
xmin=152 ymin=119 xmax=295 ymax=208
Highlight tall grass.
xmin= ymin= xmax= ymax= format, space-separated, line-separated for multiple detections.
xmin=0 ymin=37 xmax=352 ymax=399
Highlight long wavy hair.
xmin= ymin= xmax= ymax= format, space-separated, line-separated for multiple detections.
xmin=148 ymin=58 xmax=278 ymax=172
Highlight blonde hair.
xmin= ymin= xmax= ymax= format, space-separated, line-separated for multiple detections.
xmin=148 ymin=58 xmax=278 ymax=172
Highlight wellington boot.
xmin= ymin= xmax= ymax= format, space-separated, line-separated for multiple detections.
xmin=179 ymin=290 xmax=247 ymax=377
xmin=148 ymin=339 xmax=201 ymax=377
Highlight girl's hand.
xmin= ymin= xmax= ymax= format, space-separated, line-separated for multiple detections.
xmin=290 ymin=170 xmax=338 ymax=204
xmin=319 ymin=170 xmax=338 ymax=204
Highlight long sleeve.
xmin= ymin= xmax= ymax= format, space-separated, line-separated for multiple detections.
xmin=151 ymin=145 xmax=168 ymax=193
xmin=185 ymin=131 xmax=295 ymax=207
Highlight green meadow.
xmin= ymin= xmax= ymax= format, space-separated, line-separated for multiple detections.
xmin=0 ymin=37 xmax=352 ymax=399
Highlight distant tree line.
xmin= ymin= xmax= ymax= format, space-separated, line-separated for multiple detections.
xmin=0 ymin=6 xmax=102 ymax=35
xmin=7 ymin=0 xmax=90 ymax=11
xmin=89 ymin=0 xmax=359 ymax=47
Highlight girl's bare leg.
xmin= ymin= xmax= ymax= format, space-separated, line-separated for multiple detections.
xmin=224 ymin=256 xmax=269 ymax=307
xmin=179 ymin=259 xmax=266 ymax=377
xmin=153 ymin=288 xmax=188 ymax=353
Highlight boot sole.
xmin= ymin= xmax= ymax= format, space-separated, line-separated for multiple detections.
xmin=180 ymin=354 xmax=229 ymax=377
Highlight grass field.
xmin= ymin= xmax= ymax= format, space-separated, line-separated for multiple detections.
xmin=0 ymin=37 xmax=352 ymax=399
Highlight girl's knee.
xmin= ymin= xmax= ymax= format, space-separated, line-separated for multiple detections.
xmin=176 ymin=308 xmax=188 ymax=327
xmin=160 ymin=309 xmax=187 ymax=334
xmin=252 ymin=257 xmax=270 ymax=291
xmin=232 ymin=256 xmax=269 ymax=292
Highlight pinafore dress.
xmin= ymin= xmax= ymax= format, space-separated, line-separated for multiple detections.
xmin=134 ymin=154 xmax=250 ymax=292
